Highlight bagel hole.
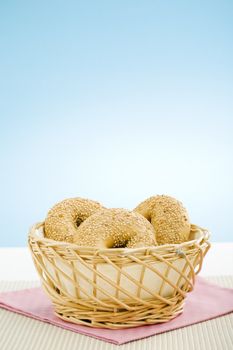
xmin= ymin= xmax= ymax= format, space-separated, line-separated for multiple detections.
xmin=76 ymin=218 xmax=83 ymax=227
xmin=103 ymin=237 xmax=129 ymax=248
xmin=114 ymin=241 xmax=128 ymax=248
xmin=112 ymin=239 xmax=129 ymax=248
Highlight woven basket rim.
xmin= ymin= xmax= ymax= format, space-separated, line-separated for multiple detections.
xmin=28 ymin=221 xmax=210 ymax=255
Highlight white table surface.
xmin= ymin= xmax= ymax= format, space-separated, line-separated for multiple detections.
xmin=0 ymin=242 xmax=232 ymax=280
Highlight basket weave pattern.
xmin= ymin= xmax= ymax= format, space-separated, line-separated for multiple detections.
xmin=28 ymin=223 xmax=210 ymax=329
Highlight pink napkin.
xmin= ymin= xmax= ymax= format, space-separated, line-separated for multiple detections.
xmin=0 ymin=276 xmax=233 ymax=345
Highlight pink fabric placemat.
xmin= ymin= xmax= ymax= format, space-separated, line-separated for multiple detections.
xmin=0 ymin=276 xmax=233 ymax=345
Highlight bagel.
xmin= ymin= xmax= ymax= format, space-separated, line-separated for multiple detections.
xmin=73 ymin=208 xmax=157 ymax=248
xmin=134 ymin=195 xmax=190 ymax=245
xmin=44 ymin=197 xmax=104 ymax=242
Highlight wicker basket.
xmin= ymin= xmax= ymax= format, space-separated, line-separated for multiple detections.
xmin=28 ymin=222 xmax=210 ymax=329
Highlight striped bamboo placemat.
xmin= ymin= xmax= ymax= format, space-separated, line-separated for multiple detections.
xmin=0 ymin=276 xmax=232 ymax=350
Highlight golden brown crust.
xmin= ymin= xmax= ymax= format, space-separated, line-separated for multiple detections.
xmin=44 ymin=198 xmax=104 ymax=242
xmin=73 ymin=208 xmax=157 ymax=248
xmin=134 ymin=195 xmax=190 ymax=244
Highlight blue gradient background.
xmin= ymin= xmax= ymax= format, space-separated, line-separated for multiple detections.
xmin=0 ymin=1 xmax=232 ymax=246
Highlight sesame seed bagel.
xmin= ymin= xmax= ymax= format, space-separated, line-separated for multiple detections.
xmin=134 ymin=195 xmax=190 ymax=245
xmin=44 ymin=197 xmax=104 ymax=243
xmin=73 ymin=208 xmax=157 ymax=248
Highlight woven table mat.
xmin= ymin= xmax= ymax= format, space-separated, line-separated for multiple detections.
xmin=0 ymin=276 xmax=232 ymax=350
